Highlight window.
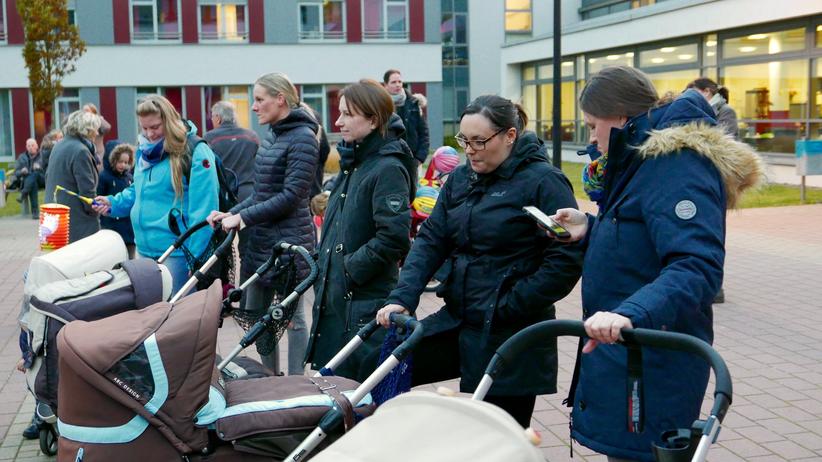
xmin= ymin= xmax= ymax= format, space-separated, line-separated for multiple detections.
xmin=203 ymin=85 xmax=251 ymax=130
xmin=505 ymin=0 xmax=531 ymax=40
xmin=587 ymin=51 xmax=634 ymax=75
xmin=299 ymin=1 xmax=345 ymax=41
xmin=813 ymin=58 xmax=822 ymax=120
xmin=131 ymin=0 xmax=181 ymax=41
xmin=722 ymin=27 xmax=805 ymax=60
xmin=639 ymin=43 xmax=698 ymax=68
xmin=300 ymin=84 xmax=343 ymax=131
xmin=137 ymin=87 xmax=185 ymax=116
xmin=199 ymin=1 xmax=247 ymax=42
xmin=580 ymin=0 xmax=658 ymax=20
xmin=723 ymin=59 xmax=809 ymax=153
xmin=0 ymin=90 xmax=12 ymax=160
xmin=54 ymin=89 xmax=80 ymax=130
xmin=817 ymin=24 xmax=822 ymax=48
xmin=0 ymin=0 xmax=6 ymax=42
xmin=522 ymin=60 xmax=578 ymax=143
xmin=362 ymin=0 xmax=408 ymax=41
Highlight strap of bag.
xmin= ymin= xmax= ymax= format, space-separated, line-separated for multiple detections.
xmin=626 ymin=343 xmax=645 ymax=433
xmin=562 ymin=337 xmax=584 ymax=408
xmin=310 ymin=377 xmax=355 ymax=431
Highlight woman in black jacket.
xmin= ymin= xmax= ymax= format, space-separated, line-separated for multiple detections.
xmin=377 ymin=95 xmax=584 ymax=427
xmin=305 ymin=79 xmax=416 ymax=380
xmin=209 ymin=72 xmax=319 ymax=376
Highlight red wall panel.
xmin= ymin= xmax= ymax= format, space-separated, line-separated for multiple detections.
xmin=248 ymin=0 xmax=265 ymax=43
xmin=99 ymin=88 xmax=119 ymax=141
xmin=11 ymin=89 xmax=31 ymax=156
xmin=181 ymin=0 xmax=198 ymax=43
xmin=184 ymin=86 xmax=203 ymax=136
xmin=409 ymin=0 xmax=424 ymax=43
xmin=112 ymin=0 xmax=131 ymax=44
xmin=345 ymin=0 xmax=361 ymax=43
xmin=6 ymin=0 xmax=24 ymax=44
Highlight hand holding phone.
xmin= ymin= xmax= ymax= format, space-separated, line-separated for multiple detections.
xmin=522 ymin=206 xmax=571 ymax=239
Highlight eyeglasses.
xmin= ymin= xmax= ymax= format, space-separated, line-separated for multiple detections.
xmin=455 ymin=127 xmax=506 ymax=151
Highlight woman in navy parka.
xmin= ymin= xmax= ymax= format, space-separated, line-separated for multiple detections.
xmin=550 ymin=67 xmax=763 ymax=461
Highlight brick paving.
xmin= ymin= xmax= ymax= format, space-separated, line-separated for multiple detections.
xmin=0 ymin=202 xmax=821 ymax=460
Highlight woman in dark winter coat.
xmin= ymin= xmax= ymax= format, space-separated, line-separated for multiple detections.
xmin=97 ymin=142 xmax=136 ymax=258
xmin=44 ymin=110 xmax=102 ymax=242
xmin=209 ymin=72 xmax=319 ymax=376
xmin=305 ymin=79 xmax=416 ymax=380
xmin=551 ymin=67 xmax=763 ymax=462
xmin=378 ymin=95 xmax=584 ymax=427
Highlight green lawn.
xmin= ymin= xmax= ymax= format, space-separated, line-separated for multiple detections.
xmin=0 ymin=190 xmax=46 ymax=218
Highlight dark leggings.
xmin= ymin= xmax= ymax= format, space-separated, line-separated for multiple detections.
xmin=408 ymin=327 xmax=537 ymax=428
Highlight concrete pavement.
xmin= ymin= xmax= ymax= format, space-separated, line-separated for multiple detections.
xmin=1 ymin=202 xmax=821 ymax=460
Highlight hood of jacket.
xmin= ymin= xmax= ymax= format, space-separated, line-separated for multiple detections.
xmin=270 ymin=106 xmax=319 ymax=136
xmin=633 ymin=89 xmax=764 ymax=208
xmin=484 ymin=131 xmax=548 ymax=180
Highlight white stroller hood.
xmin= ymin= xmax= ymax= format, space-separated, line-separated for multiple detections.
xmin=311 ymin=391 xmax=544 ymax=462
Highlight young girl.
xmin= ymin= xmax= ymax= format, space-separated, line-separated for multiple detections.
xmin=97 ymin=143 xmax=136 ymax=258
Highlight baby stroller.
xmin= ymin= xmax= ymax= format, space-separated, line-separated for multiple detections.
xmin=55 ymin=242 xmax=423 ymax=461
xmin=313 ymin=320 xmax=733 ymax=462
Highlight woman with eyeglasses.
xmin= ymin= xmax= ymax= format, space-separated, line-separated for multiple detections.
xmin=376 ymin=95 xmax=584 ymax=427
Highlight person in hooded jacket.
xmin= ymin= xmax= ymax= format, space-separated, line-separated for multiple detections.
xmin=686 ymin=77 xmax=738 ymax=139
xmin=208 ymin=73 xmax=319 ymax=376
xmin=383 ymin=69 xmax=430 ymax=165
xmin=377 ymin=95 xmax=584 ymax=427
xmin=94 ymin=94 xmax=218 ymax=296
xmin=305 ymin=79 xmax=416 ymax=381
xmin=97 ymin=142 xmax=136 ymax=258
xmin=549 ymin=66 xmax=763 ymax=462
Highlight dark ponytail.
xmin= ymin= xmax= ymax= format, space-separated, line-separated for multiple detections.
xmin=460 ymin=94 xmax=528 ymax=135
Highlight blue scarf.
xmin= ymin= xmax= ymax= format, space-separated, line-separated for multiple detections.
xmin=137 ymin=135 xmax=165 ymax=169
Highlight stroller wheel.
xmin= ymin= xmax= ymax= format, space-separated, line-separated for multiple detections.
xmin=39 ymin=425 xmax=58 ymax=456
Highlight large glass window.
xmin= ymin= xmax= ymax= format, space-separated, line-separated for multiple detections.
xmin=54 ymin=89 xmax=80 ymax=130
xmin=639 ymin=43 xmax=698 ymax=68
xmin=522 ymin=60 xmax=578 ymax=143
xmin=813 ymin=58 xmax=822 ymax=121
xmin=0 ymin=0 xmax=6 ymax=43
xmin=580 ymin=0 xmax=658 ymax=20
xmin=362 ymin=0 xmax=408 ymax=41
xmin=299 ymin=1 xmax=345 ymax=41
xmin=723 ymin=59 xmax=809 ymax=153
xmin=505 ymin=0 xmax=531 ymax=39
xmin=199 ymin=1 xmax=247 ymax=42
xmin=131 ymin=0 xmax=181 ymax=41
xmin=203 ymin=86 xmax=251 ymax=130
xmin=300 ymin=85 xmax=343 ymax=132
xmin=722 ymin=27 xmax=805 ymax=60
xmin=647 ymin=69 xmax=699 ymax=98
xmin=0 ymin=90 xmax=12 ymax=160
xmin=137 ymin=87 xmax=185 ymax=116
xmin=588 ymin=51 xmax=634 ymax=75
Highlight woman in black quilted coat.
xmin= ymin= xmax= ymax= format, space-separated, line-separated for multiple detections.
xmin=209 ymin=72 xmax=319 ymax=376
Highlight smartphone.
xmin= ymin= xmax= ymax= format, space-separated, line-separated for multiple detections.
xmin=522 ymin=206 xmax=571 ymax=239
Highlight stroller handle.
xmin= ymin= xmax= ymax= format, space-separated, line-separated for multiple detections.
xmin=386 ymin=313 xmax=423 ymax=362
xmin=482 ymin=320 xmax=732 ymax=424
xmin=159 ymin=219 xmax=215 ymax=263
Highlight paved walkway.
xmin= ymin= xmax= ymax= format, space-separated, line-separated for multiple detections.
xmin=1 ymin=203 xmax=822 ymax=460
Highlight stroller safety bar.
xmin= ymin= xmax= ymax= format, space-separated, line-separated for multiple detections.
xmin=167 ymin=222 xmax=237 ymax=303
xmin=217 ymin=242 xmax=319 ymax=371
xmin=159 ymin=219 xmax=211 ymax=264
xmin=285 ymin=313 xmax=423 ymax=462
xmin=472 ymin=320 xmax=732 ymax=462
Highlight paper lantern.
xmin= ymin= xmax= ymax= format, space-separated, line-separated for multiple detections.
xmin=39 ymin=204 xmax=70 ymax=251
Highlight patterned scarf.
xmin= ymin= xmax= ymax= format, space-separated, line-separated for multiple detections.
xmin=581 ymin=143 xmax=607 ymax=204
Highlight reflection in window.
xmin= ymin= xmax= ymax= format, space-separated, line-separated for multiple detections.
xmin=299 ymin=1 xmax=345 ymax=41
xmin=647 ymin=69 xmax=699 ymax=98
xmin=639 ymin=43 xmax=698 ymax=68
xmin=132 ymin=0 xmax=181 ymax=41
xmin=811 ymin=59 xmax=822 ymax=119
xmin=55 ymin=89 xmax=80 ymax=130
xmin=441 ymin=12 xmax=466 ymax=45
xmin=588 ymin=52 xmax=634 ymax=75
xmin=200 ymin=0 xmax=247 ymax=41
xmin=0 ymin=90 xmax=12 ymax=159
xmin=505 ymin=0 xmax=531 ymax=38
xmin=703 ymin=34 xmax=717 ymax=67
xmin=301 ymin=85 xmax=326 ymax=127
xmin=722 ymin=28 xmax=805 ymax=60
xmin=362 ymin=0 xmax=408 ymax=40
xmin=723 ymin=60 xmax=809 ymax=153
xmin=204 ymin=86 xmax=251 ymax=130
xmin=0 ymin=0 xmax=6 ymax=42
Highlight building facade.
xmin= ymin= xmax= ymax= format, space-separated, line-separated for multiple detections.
xmin=472 ymin=0 xmax=822 ymax=163
xmin=0 ymin=0 xmax=443 ymax=161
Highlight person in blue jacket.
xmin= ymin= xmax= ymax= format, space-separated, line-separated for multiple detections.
xmin=94 ymin=94 xmax=218 ymax=295
xmin=97 ymin=141 xmax=136 ymax=258
xmin=549 ymin=66 xmax=763 ymax=461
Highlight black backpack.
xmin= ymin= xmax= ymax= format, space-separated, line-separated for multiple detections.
xmin=184 ymin=135 xmax=239 ymax=213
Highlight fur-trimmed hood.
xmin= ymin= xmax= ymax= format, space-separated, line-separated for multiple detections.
xmin=636 ymin=90 xmax=765 ymax=208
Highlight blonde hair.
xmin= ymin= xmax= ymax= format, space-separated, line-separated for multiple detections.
xmin=109 ymin=143 xmax=135 ymax=169
xmin=41 ymin=129 xmax=63 ymax=150
xmin=136 ymin=94 xmax=189 ymax=198
xmin=255 ymin=73 xmax=300 ymax=108
xmin=63 ymin=110 xmax=101 ymax=140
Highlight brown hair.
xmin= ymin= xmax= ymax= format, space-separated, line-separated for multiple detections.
xmin=109 ymin=143 xmax=135 ymax=169
xmin=580 ymin=66 xmax=659 ymax=119
xmin=686 ymin=77 xmax=729 ymax=101
xmin=340 ymin=79 xmax=395 ymax=136
xmin=136 ymin=94 xmax=189 ymax=198
xmin=460 ymin=94 xmax=529 ymax=134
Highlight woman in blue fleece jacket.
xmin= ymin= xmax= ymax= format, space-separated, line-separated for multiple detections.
xmin=94 ymin=95 xmax=218 ymax=295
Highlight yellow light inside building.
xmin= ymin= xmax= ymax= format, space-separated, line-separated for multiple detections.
xmin=606 ymin=54 xmax=620 ymax=60
xmin=739 ymin=46 xmax=757 ymax=53
xmin=651 ymin=58 xmax=665 ymax=64
xmin=660 ymin=47 xmax=676 ymax=53
xmin=705 ymin=40 xmax=717 ymax=47
xmin=677 ymin=54 xmax=693 ymax=60
xmin=625 ymin=52 xmax=634 ymax=57
xmin=588 ymin=58 xmax=597 ymax=63
xmin=747 ymin=34 xmax=768 ymax=40
xmin=562 ymin=61 xmax=573 ymax=67
xmin=706 ymin=51 xmax=715 ymax=57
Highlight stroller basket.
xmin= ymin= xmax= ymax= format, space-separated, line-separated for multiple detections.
xmin=475 ymin=320 xmax=733 ymax=462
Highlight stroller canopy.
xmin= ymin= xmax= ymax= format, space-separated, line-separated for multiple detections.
xmin=57 ymin=282 xmax=223 ymax=454
xmin=312 ymin=391 xmax=544 ymax=462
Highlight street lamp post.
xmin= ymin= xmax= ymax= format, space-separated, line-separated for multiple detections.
xmin=552 ymin=0 xmax=562 ymax=170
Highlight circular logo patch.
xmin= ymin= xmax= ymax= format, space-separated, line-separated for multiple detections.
xmin=675 ymin=200 xmax=697 ymax=220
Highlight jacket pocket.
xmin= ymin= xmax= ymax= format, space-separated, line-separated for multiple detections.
xmin=345 ymin=299 xmax=384 ymax=332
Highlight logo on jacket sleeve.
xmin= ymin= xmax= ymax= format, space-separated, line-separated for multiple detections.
xmin=202 ymin=159 xmax=211 ymax=169
xmin=386 ymin=194 xmax=404 ymax=213
xmin=675 ymin=200 xmax=697 ymax=220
